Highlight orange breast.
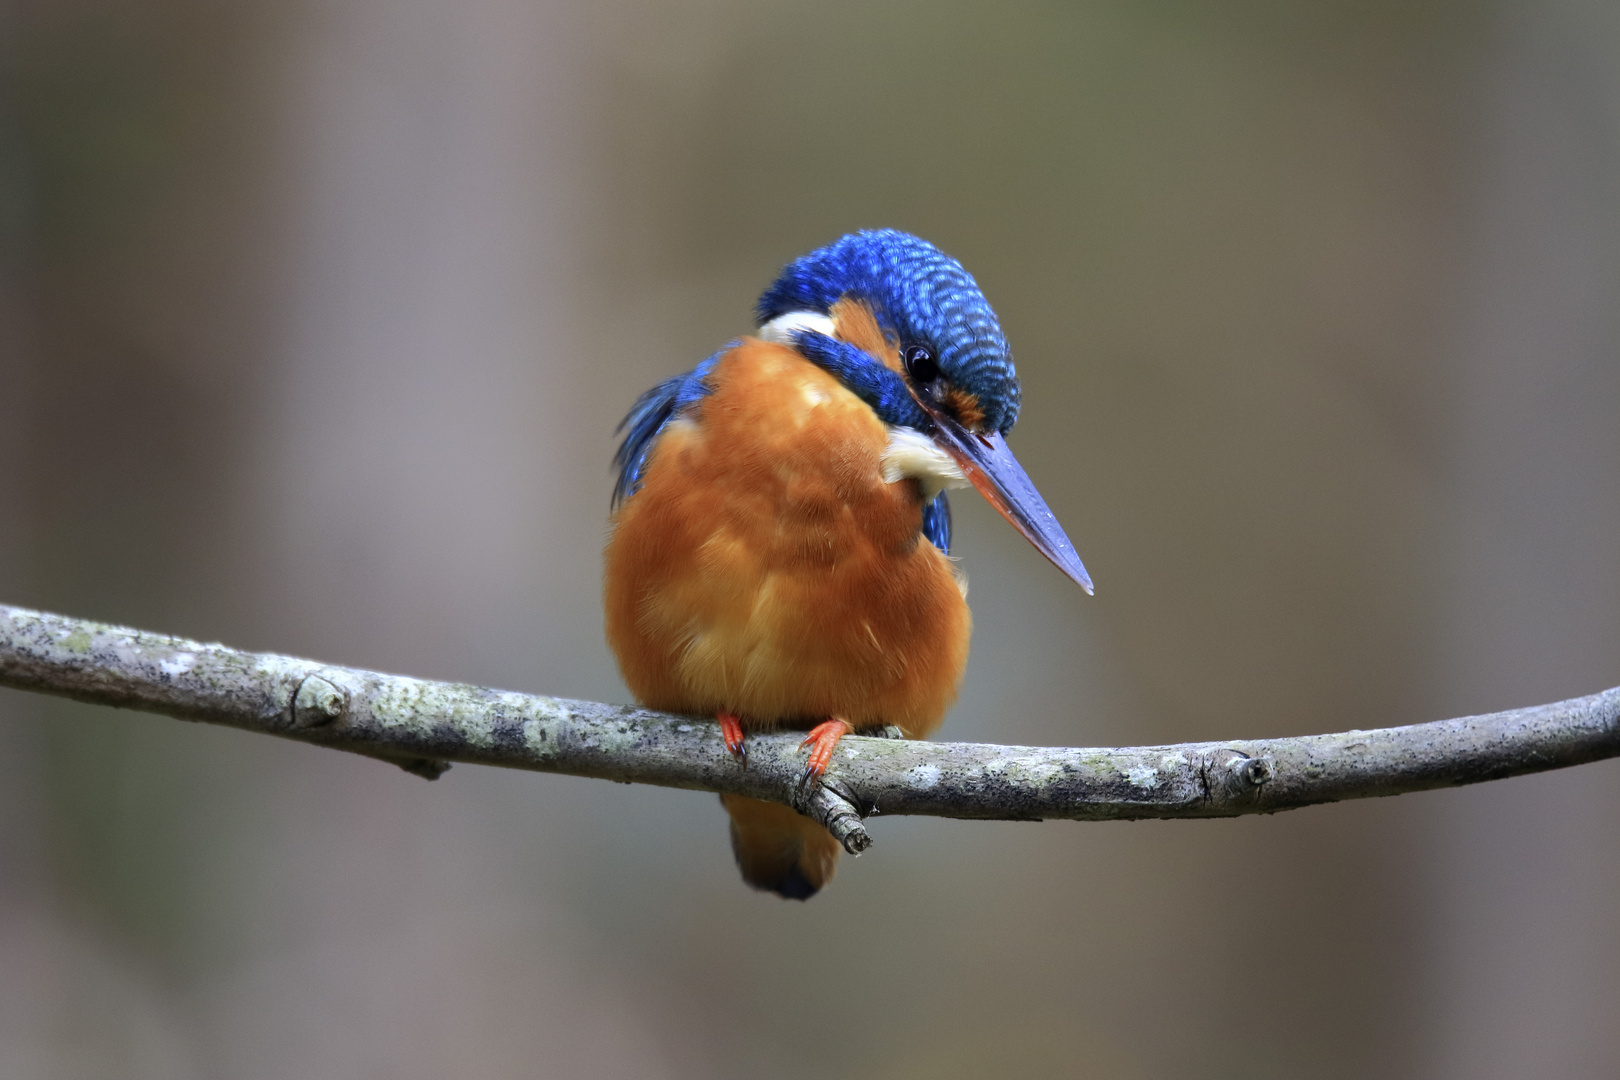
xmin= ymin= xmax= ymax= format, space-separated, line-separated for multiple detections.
xmin=604 ymin=336 xmax=970 ymax=736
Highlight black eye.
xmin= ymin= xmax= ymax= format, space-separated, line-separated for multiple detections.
xmin=903 ymin=345 xmax=940 ymax=384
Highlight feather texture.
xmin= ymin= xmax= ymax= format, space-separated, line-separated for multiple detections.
xmin=606 ymin=336 xmax=969 ymax=730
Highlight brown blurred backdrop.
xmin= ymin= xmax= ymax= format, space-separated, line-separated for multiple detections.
xmin=2 ymin=1 xmax=1618 ymax=1076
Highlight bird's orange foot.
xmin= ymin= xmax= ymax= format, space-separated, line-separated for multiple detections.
xmin=798 ymin=718 xmax=855 ymax=785
xmin=718 ymin=710 xmax=747 ymax=766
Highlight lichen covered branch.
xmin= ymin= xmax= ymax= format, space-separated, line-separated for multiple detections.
xmin=3 ymin=603 xmax=1618 ymax=856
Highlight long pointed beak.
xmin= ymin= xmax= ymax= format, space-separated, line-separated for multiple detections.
xmin=916 ymin=394 xmax=1094 ymax=594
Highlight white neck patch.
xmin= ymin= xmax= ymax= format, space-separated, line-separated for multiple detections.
xmin=882 ymin=426 xmax=968 ymax=500
xmin=758 ymin=310 xmax=837 ymax=345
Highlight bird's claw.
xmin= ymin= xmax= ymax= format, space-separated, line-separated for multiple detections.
xmin=718 ymin=710 xmax=748 ymax=767
xmin=797 ymin=718 xmax=855 ymax=786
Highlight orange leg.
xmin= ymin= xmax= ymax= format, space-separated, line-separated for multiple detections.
xmin=718 ymin=710 xmax=747 ymax=766
xmin=798 ymin=717 xmax=855 ymax=784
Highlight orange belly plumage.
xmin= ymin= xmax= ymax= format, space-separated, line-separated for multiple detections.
xmin=604 ymin=336 xmax=970 ymax=737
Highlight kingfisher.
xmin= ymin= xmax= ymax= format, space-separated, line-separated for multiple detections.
xmin=605 ymin=230 xmax=1091 ymax=899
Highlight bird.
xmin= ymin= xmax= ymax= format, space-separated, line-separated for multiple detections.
xmin=604 ymin=229 xmax=1091 ymax=899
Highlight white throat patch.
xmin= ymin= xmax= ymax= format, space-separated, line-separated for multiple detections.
xmin=881 ymin=426 xmax=968 ymax=500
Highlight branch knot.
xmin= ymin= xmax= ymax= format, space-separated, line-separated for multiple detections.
xmin=292 ymin=672 xmax=349 ymax=728
xmin=1199 ymin=749 xmax=1274 ymax=803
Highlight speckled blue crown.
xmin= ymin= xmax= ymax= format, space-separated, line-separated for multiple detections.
xmin=756 ymin=230 xmax=1021 ymax=433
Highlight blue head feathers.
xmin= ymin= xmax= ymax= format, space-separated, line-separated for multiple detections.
xmin=756 ymin=229 xmax=1021 ymax=434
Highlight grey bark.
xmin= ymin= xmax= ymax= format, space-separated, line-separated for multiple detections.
xmin=3 ymin=602 xmax=1617 ymax=855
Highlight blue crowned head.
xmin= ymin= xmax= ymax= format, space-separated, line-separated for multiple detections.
xmin=755 ymin=229 xmax=1021 ymax=435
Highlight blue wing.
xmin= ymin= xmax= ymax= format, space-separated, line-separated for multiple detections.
xmin=922 ymin=491 xmax=951 ymax=555
xmin=612 ymin=349 xmax=725 ymax=507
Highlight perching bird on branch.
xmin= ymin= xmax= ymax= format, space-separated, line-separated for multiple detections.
xmin=605 ymin=230 xmax=1092 ymax=898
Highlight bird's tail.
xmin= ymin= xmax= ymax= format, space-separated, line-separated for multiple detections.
xmin=720 ymin=794 xmax=840 ymax=900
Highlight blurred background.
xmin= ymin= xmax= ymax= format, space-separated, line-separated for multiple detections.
xmin=2 ymin=0 xmax=1618 ymax=1076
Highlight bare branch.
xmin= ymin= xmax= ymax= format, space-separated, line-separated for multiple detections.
xmin=3 ymin=603 xmax=1617 ymax=855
